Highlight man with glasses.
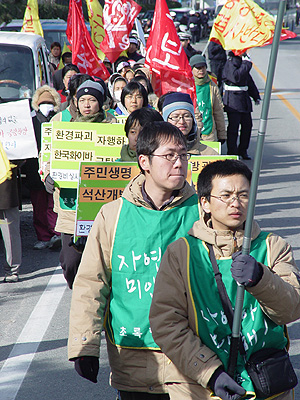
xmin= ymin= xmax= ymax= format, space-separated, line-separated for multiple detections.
xmin=190 ymin=54 xmax=226 ymax=143
xmin=149 ymin=159 xmax=300 ymax=399
xmin=68 ymin=122 xmax=200 ymax=399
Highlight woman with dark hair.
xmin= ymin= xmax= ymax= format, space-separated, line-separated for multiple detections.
xmin=58 ymin=64 xmax=80 ymax=103
xmin=116 ymin=81 xmax=148 ymax=116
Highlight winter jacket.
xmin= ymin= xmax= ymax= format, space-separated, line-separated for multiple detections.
xmin=68 ymin=174 xmax=199 ymax=393
xmin=194 ymin=75 xmax=226 ymax=141
xmin=149 ymin=216 xmax=300 ymax=399
xmin=0 ymin=165 xmax=20 ymax=210
xmin=222 ymin=52 xmax=261 ymax=113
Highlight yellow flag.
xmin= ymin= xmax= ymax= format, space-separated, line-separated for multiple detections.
xmin=21 ymin=0 xmax=44 ymax=37
xmin=209 ymin=0 xmax=276 ymax=54
xmin=0 ymin=142 xmax=12 ymax=185
xmin=85 ymin=0 xmax=106 ymax=60
xmin=58 ymin=42 xmax=71 ymax=70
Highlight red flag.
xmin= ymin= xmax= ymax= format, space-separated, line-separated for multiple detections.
xmin=145 ymin=0 xmax=196 ymax=105
xmin=66 ymin=0 xmax=110 ymax=80
xmin=100 ymin=0 xmax=141 ymax=63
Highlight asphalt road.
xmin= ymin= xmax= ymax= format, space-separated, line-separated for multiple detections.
xmin=1 ymin=32 xmax=300 ymax=400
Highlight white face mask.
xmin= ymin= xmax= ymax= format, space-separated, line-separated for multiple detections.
xmin=113 ymin=90 xmax=122 ymax=102
xmin=39 ymin=104 xmax=54 ymax=117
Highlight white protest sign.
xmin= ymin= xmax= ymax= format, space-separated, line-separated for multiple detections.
xmin=0 ymin=99 xmax=38 ymax=160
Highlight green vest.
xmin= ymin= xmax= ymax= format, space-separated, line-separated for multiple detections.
xmin=196 ymin=81 xmax=214 ymax=136
xmin=61 ymin=108 xmax=72 ymax=122
xmin=185 ymin=232 xmax=287 ymax=399
xmin=59 ymin=188 xmax=77 ymax=211
xmin=105 ymin=195 xmax=200 ymax=349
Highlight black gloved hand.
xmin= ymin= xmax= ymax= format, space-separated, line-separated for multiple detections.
xmin=74 ymin=356 xmax=99 ymax=383
xmin=209 ymin=367 xmax=246 ymax=400
xmin=44 ymin=174 xmax=55 ymax=194
xmin=231 ymin=251 xmax=263 ymax=287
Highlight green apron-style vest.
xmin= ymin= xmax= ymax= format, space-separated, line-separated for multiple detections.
xmin=185 ymin=232 xmax=287 ymax=399
xmin=61 ymin=108 xmax=72 ymax=122
xmin=105 ymin=195 xmax=200 ymax=349
xmin=196 ymin=81 xmax=214 ymax=137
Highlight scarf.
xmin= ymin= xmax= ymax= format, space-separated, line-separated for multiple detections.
xmin=74 ymin=110 xmax=105 ymax=123
xmin=194 ymin=73 xmax=210 ymax=86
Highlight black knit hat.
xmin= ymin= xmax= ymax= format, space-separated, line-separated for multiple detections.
xmin=76 ymin=80 xmax=105 ymax=108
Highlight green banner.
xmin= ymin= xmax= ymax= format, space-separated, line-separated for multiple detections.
xmin=190 ymin=155 xmax=239 ymax=189
xmin=49 ymin=121 xmax=128 ymax=188
xmin=200 ymin=140 xmax=221 ymax=154
xmin=76 ymin=162 xmax=140 ymax=236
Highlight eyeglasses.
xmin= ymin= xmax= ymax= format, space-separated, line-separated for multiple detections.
xmin=168 ymin=114 xmax=193 ymax=123
xmin=150 ymin=153 xmax=191 ymax=164
xmin=210 ymin=193 xmax=249 ymax=205
xmin=125 ymin=94 xmax=143 ymax=102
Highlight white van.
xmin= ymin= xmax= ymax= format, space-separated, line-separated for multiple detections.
xmin=0 ymin=31 xmax=52 ymax=102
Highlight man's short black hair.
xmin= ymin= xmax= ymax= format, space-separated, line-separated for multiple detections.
xmin=136 ymin=121 xmax=187 ymax=174
xmin=124 ymin=108 xmax=163 ymax=137
xmin=121 ymin=81 xmax=148 ymax=109
xmin=197 ymin=159 xmax=252 ymax=200
xmin=131 ymin=75 xmax=153 ymax=94
xmin=62 ymin=52 xmax=72 ymax=63
xmin=51 ymin=42 xmax=61 ymax=50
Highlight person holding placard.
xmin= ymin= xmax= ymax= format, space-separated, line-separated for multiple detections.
xmin=45 ymin=80 xmax=116 ymax=289
xmin=68 ymin=122 xmax=200 ymax=399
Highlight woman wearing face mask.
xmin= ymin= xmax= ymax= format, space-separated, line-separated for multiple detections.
xmin=24 ymin=85 xmax=62 ymax=250
xmin=107 ymin=73 xmax=127 ymax=115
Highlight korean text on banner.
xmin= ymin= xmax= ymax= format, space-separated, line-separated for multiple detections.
xmin=0 ymin=99 xmax=38 ymax=160
xmin=50 ymin=121 xmax=128 ymax=188
xmin=21 ymin=0 xmax=44 ymax=37
xmin=76 ymin=161 xmax=140 ymax=236
xmin=100 ymin=0 xmax=141 ymax=63
xmin=145 ymin=0 xmax=196 ymax=105
xmin=209 ymin=0 xmax=297 ymax=55
xmin=189 ymin=155 xmax=238 ymax=190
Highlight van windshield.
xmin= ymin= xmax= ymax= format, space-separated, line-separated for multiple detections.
xmin=0 ymin=44 xmax=35 ymax=101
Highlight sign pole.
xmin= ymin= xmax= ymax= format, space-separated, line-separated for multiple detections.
xmin=227 ymin=0 xmax=288 ymax=378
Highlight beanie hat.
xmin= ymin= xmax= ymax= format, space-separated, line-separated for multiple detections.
xmin=37 ymin=90 xmax=56 ymax=106
xmin=129 ymin=36 xmax=139 ymax=46
xmin=162 ymin=92 xmax=195 ymax=122
xmin=116 ymin=61 xmax=130 ymax=73
xmin=162 ymin=92 xmax=197 ymax=148
xmin=190 ymin=54 xmax=207 ymax=68
xmin=76 ymin=80 xmax=105 ymax=108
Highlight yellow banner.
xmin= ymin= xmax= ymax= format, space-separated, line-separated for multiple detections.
xmin=21 ymin=0 xmax=44 ymax=37
xmin=58 ymin=42 xmax=71 ymax=70
xmin=209 ymin=0 xmax=275 ymax=53
xmin=86 ymin=0 xmax=106 ymax=60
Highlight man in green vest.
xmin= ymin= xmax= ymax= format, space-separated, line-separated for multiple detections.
xmin=68 ymin=122 xmax=200 ymax=399
xmin=190 ymin=54 xmax=226 ymax=143
xmin=150 ymin=159 xmax=300 ymax=400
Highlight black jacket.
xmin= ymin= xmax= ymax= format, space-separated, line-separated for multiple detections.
xmin=222 ymin=52 xmax=260 ymax=113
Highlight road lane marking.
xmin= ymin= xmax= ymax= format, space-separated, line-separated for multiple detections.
xmin=0 ymin=267 xmax=67 ymax=400
xmin=253 ymin=63 xmax=300 ymax=122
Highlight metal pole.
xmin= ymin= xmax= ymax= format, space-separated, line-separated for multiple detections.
xmin=227 ymin=0 xmax=287 ymax=378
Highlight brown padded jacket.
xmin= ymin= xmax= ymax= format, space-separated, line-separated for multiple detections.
xmin=149 ymin=216 xmax=300 ymax=399
xmin=68 ymin=174 xmax=199 ymax=393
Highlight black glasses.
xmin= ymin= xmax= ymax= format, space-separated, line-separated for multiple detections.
xmin=150 ymin=153 xmax=191 ymax=164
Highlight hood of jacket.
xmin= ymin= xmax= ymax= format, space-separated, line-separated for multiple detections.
xmin=31 ymin=85 xmax=61 ymax=113
xmin=188 ymin=213 xmax=261 ymax=258
xmin=122 ymin=173 xmax=196 ymax=210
